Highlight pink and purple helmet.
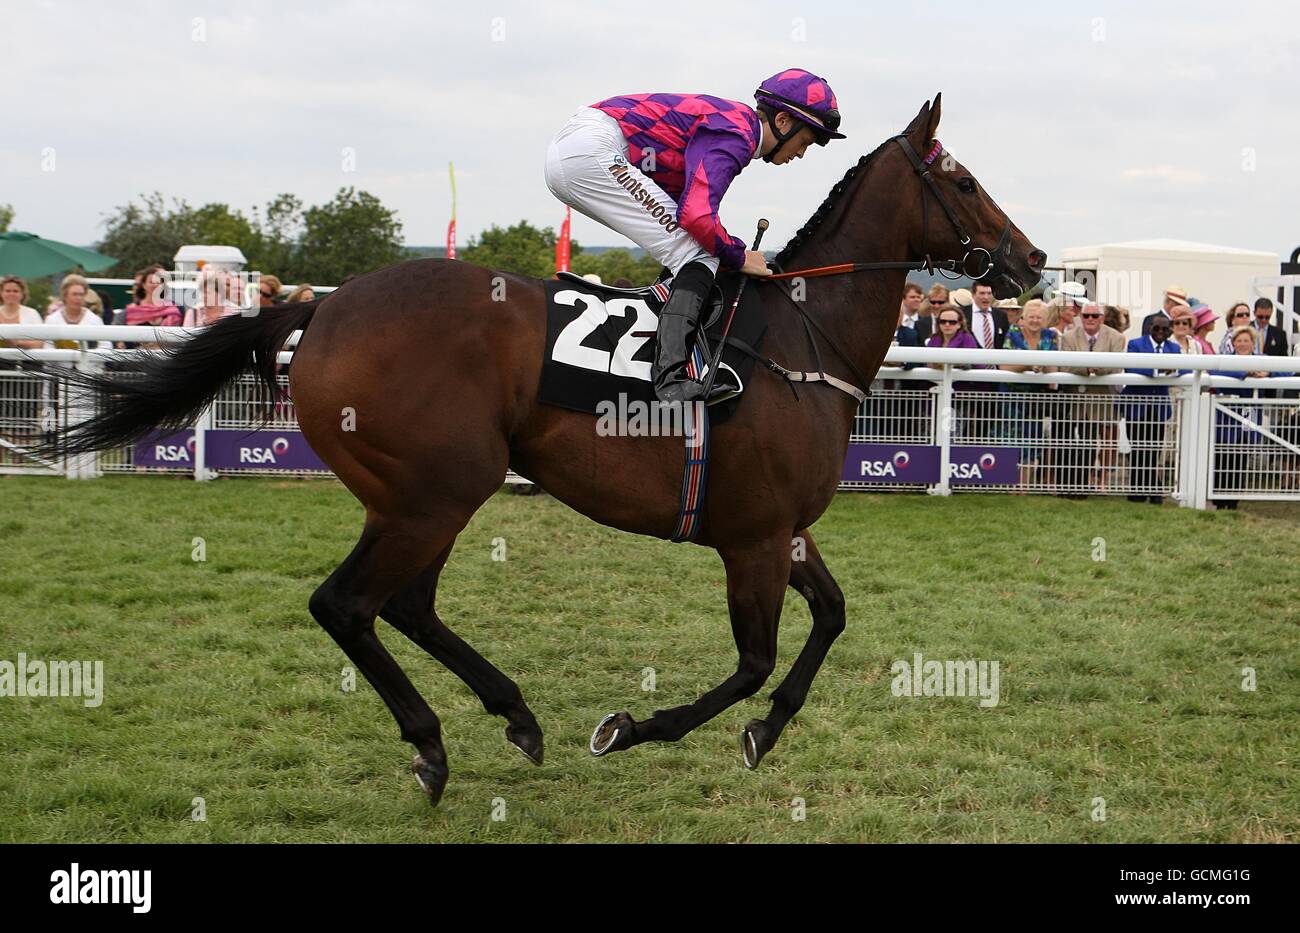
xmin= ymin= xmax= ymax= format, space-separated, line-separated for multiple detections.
xmin=754 ymin=68 xmax=846 ymax=148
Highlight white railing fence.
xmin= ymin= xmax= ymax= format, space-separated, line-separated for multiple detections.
xmin=3 ymin=324 xmax=1299 ymax=508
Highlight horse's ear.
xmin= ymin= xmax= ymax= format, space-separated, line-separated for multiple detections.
xmin=903 ymin=100 xmax=931 ymax=138
xmin=927 ymin=92 xmax=942 ymax=139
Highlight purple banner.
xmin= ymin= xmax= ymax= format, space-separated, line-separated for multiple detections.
xmin=133 ymin=430 xmax=196 ymax=468
xmin=130 ymin=429 xmax=328 ymax=471
xmin=842 ymin=444 xmax=939 ymax=483
xmin=948 ymin=446 xmax=1020 ymax=485
xmin=204 ymin=430 xmax=329 ymax=471
xmin=842 ymin=444 xmax=1019 ymax=485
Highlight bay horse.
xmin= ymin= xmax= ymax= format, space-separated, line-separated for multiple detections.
xmin=45 ymin=95 xmax=1045 ymax=806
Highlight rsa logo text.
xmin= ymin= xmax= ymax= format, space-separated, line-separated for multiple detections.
xmin=239 ymin=437 xmax=292 ymax=464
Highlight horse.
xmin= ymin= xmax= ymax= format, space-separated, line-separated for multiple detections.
xmin=43 ymin=95 xmax=1045 ymax=806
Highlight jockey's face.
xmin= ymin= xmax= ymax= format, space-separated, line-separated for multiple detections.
xmin=763 ymin=112 xmax=820 ymax=164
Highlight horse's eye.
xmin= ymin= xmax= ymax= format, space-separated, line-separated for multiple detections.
xmin=958 ymin=177 xmax=976 ymax=194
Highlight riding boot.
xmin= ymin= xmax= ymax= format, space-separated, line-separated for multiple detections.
xmin=651 ymin=261 xmax=727 ymax=405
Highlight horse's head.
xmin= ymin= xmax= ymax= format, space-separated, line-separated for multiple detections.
xmin=898 ymin=94 xmax=1046 ymax=298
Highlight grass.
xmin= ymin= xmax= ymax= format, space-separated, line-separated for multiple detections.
xmin=0 ymin=475 xmax=1297 ymax=843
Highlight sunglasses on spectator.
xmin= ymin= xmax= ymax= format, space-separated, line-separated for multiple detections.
xmin=1081 ymin=312 xmax=1102 ymax=319
xmin=1172 ymin=319 xmax=1191 ymax=326
xmin=938 ymin=318 xmax=961 ymax=325
xmin=929 ymin=299 xmax=946 ymax=306
xmin=1232 ymin=311 xmax=1249 ymax=318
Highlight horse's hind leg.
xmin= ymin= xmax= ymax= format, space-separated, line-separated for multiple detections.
xmin=379 ymin=540 xmax=544 ymax=764
xmin=742 ymin=528 xmax=846 ymax=768
xmin=309 ymin=519 xmax=460 ymax=805
xmin=589 ymin=538 xmax=789 ymax=757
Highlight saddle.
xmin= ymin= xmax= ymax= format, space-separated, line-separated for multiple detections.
xmin=539 ymin=271 xmax=766 ymax=423
xmin=554 ymin=271 xmax=726 ymax=330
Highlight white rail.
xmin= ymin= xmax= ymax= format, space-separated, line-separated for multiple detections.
xmin=2 ymin=329 xmax=1298 ymax=508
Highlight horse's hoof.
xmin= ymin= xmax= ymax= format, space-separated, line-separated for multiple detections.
xmin=506 ymin=724 xmax=544 ymax=765
xmin=741 ymin=719 xmax=775 ymax=770
xmin=589 ymin=711 xmax=635 ymax=756
xmin=412 ymin=754 xmax=448 ymax=806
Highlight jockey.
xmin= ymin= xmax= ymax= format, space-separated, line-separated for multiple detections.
xmin=544 ymin=68 xmax=845 ymax=404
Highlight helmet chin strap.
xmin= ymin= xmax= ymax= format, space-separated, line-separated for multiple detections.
xmin=762 ymin=114 xmax=801 ymax=164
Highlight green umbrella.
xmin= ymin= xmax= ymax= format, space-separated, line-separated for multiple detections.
xmin=0 ymin=231 xmax=117 ymax=277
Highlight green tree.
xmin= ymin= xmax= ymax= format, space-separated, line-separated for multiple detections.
xmin=570 ymin=248 xmax=663 ymax=285
xmin=0 ymin=203 xmax=13 ymax=233
xmin=252 ymin=193 xmax=303 ymax=279
xmin=292 ymin=187 xmax=405 ymax=284
xmin=460 ymin=220 xmax=569 ymax=279
xmin=95 ymin=188 xmax=404 ymax=285
xmin=95 ymin=192 xmax=195 ymax=275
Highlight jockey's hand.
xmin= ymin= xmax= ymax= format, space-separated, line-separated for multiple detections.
xmin=741 ymin=250 xmax=772 ymax=277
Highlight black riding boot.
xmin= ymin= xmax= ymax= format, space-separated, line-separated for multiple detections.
xmin=651 ymin=261 xmax=722 ymax=404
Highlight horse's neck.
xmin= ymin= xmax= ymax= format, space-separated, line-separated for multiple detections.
xmin=776 ymin=173 xmax=916 ymax=387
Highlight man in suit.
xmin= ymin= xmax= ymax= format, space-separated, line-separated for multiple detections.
xmin=1141 ymin=285 xmax=1191 ymax=337
xmin=1250 ymin=297 xmax=1291 ymax=399
xmin=964 ymin=282 xmax=1009 ymax=351
xmin=1252 ymin=298 xmax=1288 ymax=355
xmin=1121 ymin=317 xmax=1185 ymax=504
xmin=899 ymin=282 xmax=932 ymax=343
xmin=961 ymin=282 xmax=1009 ymax=440
xmin=1056 ymin=302 xmax=1127 ymax=497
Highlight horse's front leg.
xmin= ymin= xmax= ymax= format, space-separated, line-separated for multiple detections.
xmin=589 ymin=537 xmax=790 ymax=757
xmin=742 ymin=528 xmax=846 ymax=768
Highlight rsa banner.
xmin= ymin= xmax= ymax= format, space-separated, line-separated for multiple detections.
xmin=133 ymin=430 xmax=329 ymax=471
xmin=842 ymin=444 xmax=1020 ymax=485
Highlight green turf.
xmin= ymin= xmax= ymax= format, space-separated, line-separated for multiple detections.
xmin=0 ymin=475 xmax=1296 ymax=842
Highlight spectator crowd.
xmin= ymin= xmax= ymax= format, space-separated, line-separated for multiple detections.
xmin=891 ymin=281 xmax=1294 ymax=508
xmin=0 ymin=267 xmax=319 ymax=358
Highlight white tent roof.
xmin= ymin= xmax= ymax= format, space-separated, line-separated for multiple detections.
xmin=1062 ymin=238 xmax=1276 ymax=259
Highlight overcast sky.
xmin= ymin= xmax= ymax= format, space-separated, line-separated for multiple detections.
xmin=5 ymin=0 xmax=1298 ymax=265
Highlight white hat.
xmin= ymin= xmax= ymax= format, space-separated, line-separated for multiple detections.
xmin=1057 ymin=281 xmax=1089 ymax=305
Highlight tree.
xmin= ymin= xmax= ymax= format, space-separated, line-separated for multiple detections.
xmin=95 ymin=192 xmax=195 ymax=275
xmin=0 ymin=203 xmax=13 ymax=233
xmin=95 ymin=188 xmax=404 ymax=285
xmin=570 ymin=248 xmax=663 ymax=285
xmin=293 ymin=188 xmax=405 ymax=284
xmin=460 ymin=221 xmax=565 ymax=279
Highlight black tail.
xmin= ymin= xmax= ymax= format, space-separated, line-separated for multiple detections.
xmin=32 ymin=302 xmax=320 ymax=458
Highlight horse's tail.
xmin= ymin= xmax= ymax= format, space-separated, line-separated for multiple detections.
xmin=33 ymin=302 xmax=321 ymax=458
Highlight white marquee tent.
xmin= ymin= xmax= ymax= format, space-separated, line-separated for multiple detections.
xmin=1057 ymin=238 xmax=1280 ymax=342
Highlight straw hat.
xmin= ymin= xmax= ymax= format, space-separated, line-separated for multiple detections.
xmin=949 ymin=287 xmax=973 ymax=308
xmin=1163 ymin=285 xmax=1190 ymax=308
xmin=1192 ymin=304 xmax=1216 ymax=330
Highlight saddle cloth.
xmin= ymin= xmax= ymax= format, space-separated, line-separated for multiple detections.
xmin=539 ymin=271 xmax=766 ymax=423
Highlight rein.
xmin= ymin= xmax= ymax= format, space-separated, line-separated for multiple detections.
xmin=745 ymin=135 xmax=1011 ymax=404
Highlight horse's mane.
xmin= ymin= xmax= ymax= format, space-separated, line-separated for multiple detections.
xmin=773 ymin=135 xmax=894 ymax=267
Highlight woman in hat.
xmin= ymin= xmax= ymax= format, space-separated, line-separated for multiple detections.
xmin=1185 ymin=304 xmax=1217 ymax=354
xmin=1219 ymin=302 xmax=1251 ymax=353
xmin=545 ymin=68 xmax=845 ymax=404
xmin=1168 ymin=305 xmax=1203 ymax=355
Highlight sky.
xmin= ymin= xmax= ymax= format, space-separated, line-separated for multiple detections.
xmin=5 ymin=0 xmax=1299 ymax=266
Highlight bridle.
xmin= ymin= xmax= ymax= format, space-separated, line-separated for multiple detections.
xmin=734 ymin=135 xmax=1016 ymax=404
xmin=766 ymin=135 xmax=1012 ymax=283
